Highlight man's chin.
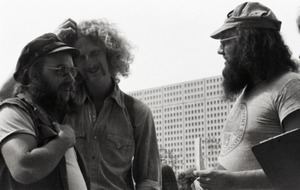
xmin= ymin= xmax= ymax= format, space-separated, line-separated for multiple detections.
xmin=222 ymin=78 xmax=246 ymax=100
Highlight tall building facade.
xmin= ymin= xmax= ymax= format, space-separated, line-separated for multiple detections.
xmin=127 ymin=75 xmax=235 ymax=174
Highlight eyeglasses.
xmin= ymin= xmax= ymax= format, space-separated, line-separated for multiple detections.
xmin=220 ymin=36 xmax=238 ymax=42
xmin=46 ymin=66 xmax=78 ymax=77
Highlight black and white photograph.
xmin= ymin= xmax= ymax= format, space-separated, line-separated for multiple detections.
xmin=0 ymin=0 xmax=300 ymax=189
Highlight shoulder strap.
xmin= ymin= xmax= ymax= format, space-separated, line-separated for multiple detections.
xmin=123 ymin=93 xmax=135 ymax=128
xmin=123 ymin=93 xmax=136 ymax=190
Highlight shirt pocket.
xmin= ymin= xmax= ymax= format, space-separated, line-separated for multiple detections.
xmin=102 ymin=133 xmax=134 ymax=167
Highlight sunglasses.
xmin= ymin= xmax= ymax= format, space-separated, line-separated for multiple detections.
xmin=46 ymin=66 xmax=78 ymax=77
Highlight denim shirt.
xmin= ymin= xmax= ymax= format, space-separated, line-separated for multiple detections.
xmin=64 ymin=83 xmax=161 ymax=190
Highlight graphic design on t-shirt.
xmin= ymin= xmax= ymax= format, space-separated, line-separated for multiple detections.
xmin=220 ymin=103 xmax=247 ymax=156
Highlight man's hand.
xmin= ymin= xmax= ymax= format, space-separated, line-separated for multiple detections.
xmin=53 ymin=122 xmax=76 ymax=148
xmin=55 ymin=18 xmax=77 ymax=44
xmin=193 ymin=169 xmax=235 ymax=190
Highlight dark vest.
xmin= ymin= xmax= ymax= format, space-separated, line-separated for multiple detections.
xmin=0 ymin=96 xmax=90 ymax=190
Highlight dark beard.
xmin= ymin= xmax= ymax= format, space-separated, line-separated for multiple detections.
xmin=222 ymin=56 xmax=251 ymax=101
xmin=30 ymin=78 xmax=75 ymax=122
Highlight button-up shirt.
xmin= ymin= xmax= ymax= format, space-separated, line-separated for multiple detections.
xmin=64 ymin=83 xmax=161 ymax=190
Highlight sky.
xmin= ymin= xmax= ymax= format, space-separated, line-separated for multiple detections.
xmin=0 ymin=0 xmax=300 ymax=93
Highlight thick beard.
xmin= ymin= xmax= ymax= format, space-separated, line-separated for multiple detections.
xmin=222 ymin=57 xmax=251 ymax=101
xmin=30 ymin=78 xmax=75 ymax=120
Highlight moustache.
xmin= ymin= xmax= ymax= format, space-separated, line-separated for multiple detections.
xmin=59 ymin=83 xmax=76 ymax=92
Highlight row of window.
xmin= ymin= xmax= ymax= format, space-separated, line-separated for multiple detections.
xmin=184 ymin=88 xmax=204 ymax=93
xmin=206 ymin=84 xmax=221 ymax=90
xmin=185 ymin=109 xmax=204 ymax=115
xmin=184 ymin=80 xmax=204 ymax=87
xmin=207 ymin=119 xmax=225 ymax=124
xmin=206 ymin=77 xmax=222 ymax=84
xmin=185 ymin=122 xmax=205 ymax=127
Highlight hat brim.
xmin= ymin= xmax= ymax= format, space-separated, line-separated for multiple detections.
xmin=211 ymin=19 xmax=282 ymax=39
xmin=48 ymin=46 xmax=80 ymax=59
xmin=210 ymin=23 xmax=237 ymax=39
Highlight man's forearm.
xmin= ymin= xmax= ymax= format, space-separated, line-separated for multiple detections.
xmin=15 ymin=136 xmax=71 ymax=184
xmin=232 ymin=169 xmax=273 ymax=189
xmin=193 ymin=168 xmax=273 ymax=190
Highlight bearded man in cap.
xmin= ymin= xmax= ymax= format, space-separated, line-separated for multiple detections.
xmin=0 ymin=33 xmax=89 ymax=190
xmin=193 ymin=2 xmax=300 ymax=190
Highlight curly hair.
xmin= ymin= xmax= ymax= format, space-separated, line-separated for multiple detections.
xmin=235 ymin=28 xmax=298 ymax=81
xmin=75 ymin=19 xmax=134 ymax=83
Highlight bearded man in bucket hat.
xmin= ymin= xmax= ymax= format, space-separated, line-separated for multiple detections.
xmin=0 ymin=33 xmax=90 ymax=190
xmin=192 ymin=2 xmax=300 ymax=190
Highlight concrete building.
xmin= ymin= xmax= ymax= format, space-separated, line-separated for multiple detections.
xmin=128 ymin=75 xmax=235 ymax=174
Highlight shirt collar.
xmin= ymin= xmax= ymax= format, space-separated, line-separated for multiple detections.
xmin=80 ymin=78 xmax=125 ymax=108
xmin=109 ymin=80 xmax=125 ymax=108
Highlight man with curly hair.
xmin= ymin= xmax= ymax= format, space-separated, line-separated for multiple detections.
xmin=57 ymin=19 xmax=161 ymax=190
xmin=192 ymin=2 xmax=300 ymax=190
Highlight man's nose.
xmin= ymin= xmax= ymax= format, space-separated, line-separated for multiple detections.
xmin=85 ymin=61 xmax=97 ymax=68
xmin=65 ymin=72 xmax=76 ymax=83
xmin=217 ymin=44 xmax=224 ymax=55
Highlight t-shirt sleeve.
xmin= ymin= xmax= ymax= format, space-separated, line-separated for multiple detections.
xmin=0 ymin=105 xmax=36 ymax=144
xmin=277 ymin=79 xmax=300 ymax=124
